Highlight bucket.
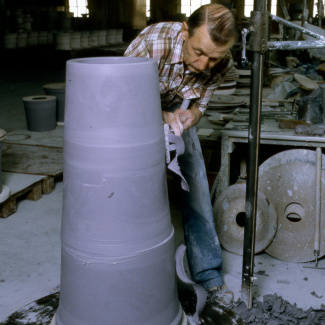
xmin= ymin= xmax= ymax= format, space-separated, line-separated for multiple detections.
xmin=38 ymin=31 xmax=48 ymax=45
xmin=27 ymin=31 xmax=38 ymax=47
xmin=47 ymin=32 xmax=54 ymax=45
xmin=80 ymin=31 xmax=89 ymax=48
xmin=115 ymin=29 xmax=123 ymax=43
xmin=55 ymin=32 xmax=71 ymax=50
xmin=106 ymin=29 xmax=116 ymax=45
xmin=43 ymin=83 xmax=66 ymax=123
xmin=70 ymin=32 xmax=81 ymax=50
xmin=88 ymin=30 xmax=99 ymax=47
xmin=97 ymin=30 xmax=107 ymax=46
xmin=17 ymin=32 xmax=27 ymax=48
xmin=23 ymin=95 xmax=57 ymax=132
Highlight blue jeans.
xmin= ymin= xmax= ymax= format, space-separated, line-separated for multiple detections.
xmin=176 ymin=127 xmax=224 ymax=290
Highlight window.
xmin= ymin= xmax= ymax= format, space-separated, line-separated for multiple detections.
xmin=146 ymin=0 xmax=150 ymax=18
xmin=69 ymin=0 xmax=89 ymax=18
xmin=244 ymin=0 xmax=277 ymax=17
xmin=181 ymin=0 xmax=211 ymax=17
xmin=314 ymin=0 xmax=323 ymax=17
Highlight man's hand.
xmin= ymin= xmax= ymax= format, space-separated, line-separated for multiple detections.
xmin=178 ymin=106 xmax=202 ymax=131
xmin=162 ymin=111 xmax=184 ymax=136
xmin=162 ymin=106 xmax=202 ymax=136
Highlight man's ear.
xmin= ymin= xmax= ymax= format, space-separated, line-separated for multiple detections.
xmin=181 ymin=22 xmax=189 ymax=41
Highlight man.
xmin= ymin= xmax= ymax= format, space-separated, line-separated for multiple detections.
xmin=124 ymin=4 xmax=237 ymax=306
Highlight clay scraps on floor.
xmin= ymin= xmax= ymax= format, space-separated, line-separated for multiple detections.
xmin=232 ymin=293 xmax=325 ymax=324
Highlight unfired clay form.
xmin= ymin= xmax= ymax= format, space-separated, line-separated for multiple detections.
xmin=23 ymin=95 xmax=57 ymax=132
xmin=56 ymin=57 xmax=183 ymax=325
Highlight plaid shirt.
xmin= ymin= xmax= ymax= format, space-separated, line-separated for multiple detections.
xmin=124 ymin=22 xmax=238 ymax=114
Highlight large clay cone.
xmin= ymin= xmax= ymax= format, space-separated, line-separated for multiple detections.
xmin=55 ymin=57 xmax=183 ymax=325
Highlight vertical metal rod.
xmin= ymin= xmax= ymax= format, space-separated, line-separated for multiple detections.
xmin=318 ymin=0 xmax=323 ymax=27
xmin=241 ymin=51 xmax=264 ymax=309
xmin=301 ymin=0 xmax=306 ymax=28
xmin=241 ymin=0 xmax=266 ymax=309
xmin=314 ymin=147 xmax=322 ymax=266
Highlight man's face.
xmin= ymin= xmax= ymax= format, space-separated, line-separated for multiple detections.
xmin=181 ymin=22 xmax=233 ymax=74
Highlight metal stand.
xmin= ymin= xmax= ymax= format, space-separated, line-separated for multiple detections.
xmin=241 ymin=1 xmax=325 ymax=307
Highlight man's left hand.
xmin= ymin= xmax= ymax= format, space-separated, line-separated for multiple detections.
xmin=176 ymin=106 xmax=202 ymax=131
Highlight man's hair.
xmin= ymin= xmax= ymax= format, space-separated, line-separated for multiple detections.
xmin=187 ymin=4 xmax=236 ymax=46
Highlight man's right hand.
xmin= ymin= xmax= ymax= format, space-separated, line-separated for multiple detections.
xmin=162 ymin=111 xmax=184 ymax=136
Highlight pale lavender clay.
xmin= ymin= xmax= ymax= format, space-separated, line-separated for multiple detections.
xmin=55 ymin=57 xmax=183 ymax=325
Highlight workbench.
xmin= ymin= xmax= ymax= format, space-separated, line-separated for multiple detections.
xmin=213 ymin=118 xmax=325 ymax=199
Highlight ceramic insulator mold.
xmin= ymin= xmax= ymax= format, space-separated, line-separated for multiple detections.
xmin=55 ymin=57 xmax=183 ymax=325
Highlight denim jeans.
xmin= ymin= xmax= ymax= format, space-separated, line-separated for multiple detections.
xmin=177 ymin=127 xmax=224 ymax=290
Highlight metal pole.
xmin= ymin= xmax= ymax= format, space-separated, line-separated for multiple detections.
xmin=241 ymin=0 xmax=267 ymax=309
xmin=314 ymin=147 xmax=322 ymax=265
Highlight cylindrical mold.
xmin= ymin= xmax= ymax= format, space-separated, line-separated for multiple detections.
xmin=80 ymin=31 xmax=90 ymax=48
xmin=27 ymin=31 xmax=38 ymax=47
xmin=47 ymin=32 xmax=54 ymax=45
xmin=43 ymin=83 xmax=66 ymax=123
xmin=88 ymin=30 xmax=99 ymax=47
xmin=70 ymin=32 xmax=81 ymax=50
xmin=17 ymin=32 xmax=27 ymax=48
xmin=106 ymin=29 xmax=116 ymax=45
xmin=55 ymin=57 xmax=183 ymax=325
xmin=38 ymin=31 xmax=48 ymax=46
xmin=23 ymin=95 xmax=57 ymax=132
xmin=3 ymin=33 xmax=17 ymax=49
xmin=115 ymin=29 xmax=123 ymax=43
xmin=98 ymin=30 xmax=107 ymax=46
xmin=55 ymin=32 xmax=71 ymax=50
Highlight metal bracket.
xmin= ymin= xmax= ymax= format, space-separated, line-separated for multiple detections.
xmin=249 ymin=11 xmax=269 ymax=53
xmin=267 ymin=12 xmax=325 ymax=50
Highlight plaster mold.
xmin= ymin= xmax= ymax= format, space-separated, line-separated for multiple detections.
xmin=56 ymin=57 xmax=183 ymax=325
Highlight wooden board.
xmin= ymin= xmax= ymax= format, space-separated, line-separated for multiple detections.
xmin=0 ymin=172 xmax=46 ymax=218
xmin=2 ymin=143 xmax=63 ymax=177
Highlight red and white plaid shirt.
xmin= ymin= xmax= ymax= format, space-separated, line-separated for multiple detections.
xmin=124 ymin=22 xmax=238 ymax=114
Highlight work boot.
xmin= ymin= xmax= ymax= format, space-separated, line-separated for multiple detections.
xmin=207 ymin=285 xmax=234 ymax=307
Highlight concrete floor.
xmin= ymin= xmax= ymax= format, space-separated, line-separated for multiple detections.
xmin=0 ymin=51 xmax=324 ymax=322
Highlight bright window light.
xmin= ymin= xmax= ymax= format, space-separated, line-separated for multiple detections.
xmin=244 ymin=0 xmax=277 ymax=17
xmin=181 ymin=0 xmax=211 ymax=17
xmin=146 ymin=0 xmax=150 ymax=18
xmin=69 ymin=0 xmax=89 ymax=17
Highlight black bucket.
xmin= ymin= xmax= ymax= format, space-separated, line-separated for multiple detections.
xmin=23 ymin=95 xmax=57 ymax=132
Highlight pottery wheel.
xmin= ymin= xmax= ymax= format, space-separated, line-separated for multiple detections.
xmin=259 ymin=149 xmax=325 ymax=262
xmin=213 ymin=183 xmax=277 ymax=255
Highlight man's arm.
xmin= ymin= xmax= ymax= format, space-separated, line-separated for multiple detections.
xmin=162 ymin=106 xmax=202 ymax=136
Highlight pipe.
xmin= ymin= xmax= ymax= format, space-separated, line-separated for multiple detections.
xmin=242 ymin=51 xmax=264 ymax=309
xmin=241 ymin=0 xmax=266 ymax=309
xmin=267 ymin=13 xmax=325 ymax=40
xmin=314 ymin=147 xmax=322 ymax=266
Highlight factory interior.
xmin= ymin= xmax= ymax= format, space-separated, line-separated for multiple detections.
xmin=1 ymin=0 xmax=325 ymax=324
